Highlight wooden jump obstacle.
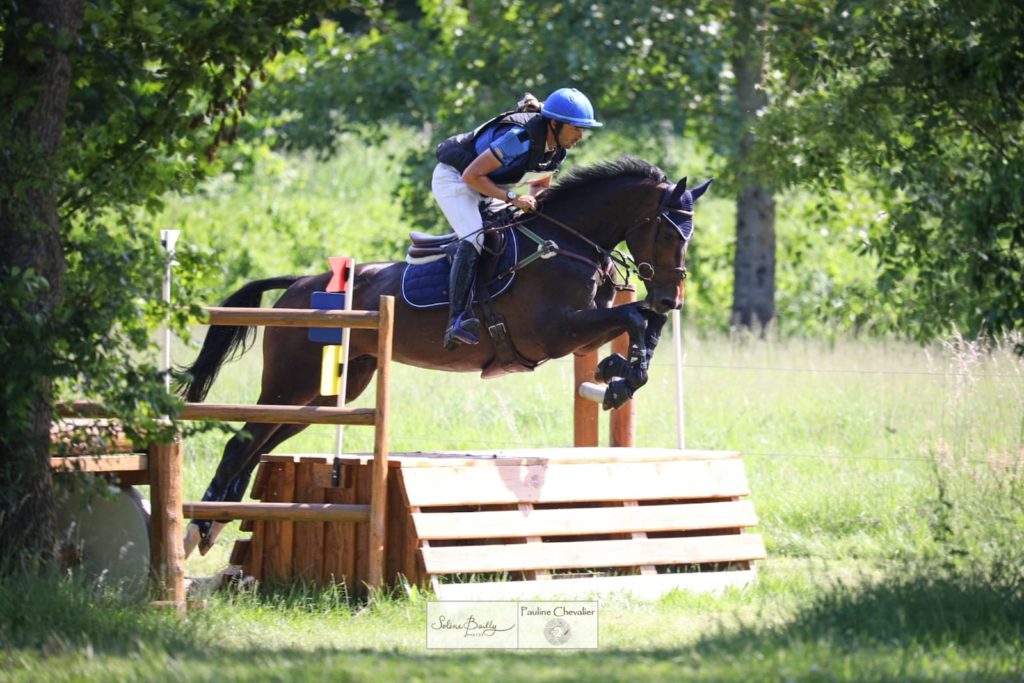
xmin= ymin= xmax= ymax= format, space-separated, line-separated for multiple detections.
xmin=54 ymin=289 xmax=764 ymax=602
xmin=50 ymin=295 xmax=395 ymax=608
xmin=230 ymin=447 xmax=765 ymax=599
xmin=227 ymin=291 xmax=764 ymax=600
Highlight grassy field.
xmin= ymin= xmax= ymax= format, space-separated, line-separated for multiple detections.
xmin=3 ymin=331 xmax=1022 ymax=681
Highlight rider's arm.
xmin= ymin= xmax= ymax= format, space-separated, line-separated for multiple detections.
xmin=528 ymin=176 xmax=552 ymax=196
xmin=462 ymin=152 xmax=536 ymax=211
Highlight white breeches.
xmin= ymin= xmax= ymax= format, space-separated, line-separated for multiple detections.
xmin=432 ymin=163 xmax=485 ymax=251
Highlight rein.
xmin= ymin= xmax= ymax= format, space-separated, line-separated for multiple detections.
xmin=481 ymin=184 xmax=688 ymax=288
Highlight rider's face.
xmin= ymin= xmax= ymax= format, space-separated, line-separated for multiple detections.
xmin=557 ymin=123 xmax=585 ymax=148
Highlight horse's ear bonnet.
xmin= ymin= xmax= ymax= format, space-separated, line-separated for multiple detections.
xmin=690 ymin=178 xmax=713 ymax=202
xmin=669 ymin=177 xmax=688 ymax=206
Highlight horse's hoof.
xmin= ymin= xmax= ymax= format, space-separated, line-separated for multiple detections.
xmin=198 ymin=521 xmax=227 ymax=556
xmin=183 ymin=522 xmax=202 ymax=558
xmin=602 ymin=379 xmax=633 ymax=410
xmin=594 ymin=353 xmax=629 ymax=383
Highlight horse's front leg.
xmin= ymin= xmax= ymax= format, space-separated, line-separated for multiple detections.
xmin=594 ymin=309 xmax=669 ymax=409
xmin=551 ymin=303 xmax=651 ymax=410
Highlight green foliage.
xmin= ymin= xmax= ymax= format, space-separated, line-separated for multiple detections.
xmin=756 ymin=0 xmax=1024 ymax=344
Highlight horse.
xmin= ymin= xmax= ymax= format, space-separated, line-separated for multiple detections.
xmin=178 ymin=155 xmax=711 ymax=555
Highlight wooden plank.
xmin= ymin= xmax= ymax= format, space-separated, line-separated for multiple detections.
xmin=433 ymin=569 xmax=759 ymax=601
xmin=179 ymin=403 xmax=375 ymax=426
xmin=203 ymin=307 xmax=380 ymax=330
xmin=354 ymin=463 xmax=371 ymax=591
xmin=250 ymin=460 xmax=272 ymax=500
xmin=293 ymin=459 xmax=326 ymax=583
xmin=246 ymin=520 xmax=265 ymax=581
xmin=402 ymin=459 xmax=750 ymax=507
xmin=263 ymin=462 xmax=296 ymax=583
xmin=321 ymin=487 xmax=348 ymax=585
xmin=389 ymin=448 xmax=743 ymax=467
xmin=51 ymin=455 xmax=147 ymax=474
xmin=412 ymin=501 xmax=758 ymax=540
xmin=421 ymin=534 xmax=766 ymax=574
xmin=622 ymin=501 xmax=656 ymax=576
xmin=182 ymin=501 xmax=369 ymax=522
xmin=229 ymin=539 xmax=251 ymax=567
xmin=518 ymin=504 xmax=551 ymax=581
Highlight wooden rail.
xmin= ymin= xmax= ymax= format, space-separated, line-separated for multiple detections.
xmin=203 ymin=307 xmax=379 ymax=329
xmin=179 ymin=403 xmax=376 ymax=425
xmin=184 ymin=502 xmax=370 ymax=523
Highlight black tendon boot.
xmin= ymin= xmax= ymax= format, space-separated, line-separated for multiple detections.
xmin=443 ymin=240 xmax=482 ymax=350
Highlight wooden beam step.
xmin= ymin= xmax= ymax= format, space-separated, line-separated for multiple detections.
xmin=402 ymin=459 xmax=750 ymax=506
xmin=412 ymin=500 xmax=759 ymax=540
xmin=420 ymin=534 xmax=767 ymax=574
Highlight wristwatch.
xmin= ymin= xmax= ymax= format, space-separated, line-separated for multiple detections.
xmin=505 ymin=190 xmax=518 ymax=202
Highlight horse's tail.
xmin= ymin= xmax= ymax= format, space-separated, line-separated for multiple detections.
xmin=176 ymin=276 xmax=301 ymax=403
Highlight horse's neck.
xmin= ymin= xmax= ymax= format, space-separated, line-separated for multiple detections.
xmin=542 ymin=183 xmax=656 ymax=249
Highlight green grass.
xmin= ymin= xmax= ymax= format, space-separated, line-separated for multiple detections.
xmin=4 ymin=333 xmax=1021 ymax=681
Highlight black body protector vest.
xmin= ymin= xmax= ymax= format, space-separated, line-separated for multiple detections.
xmin=435 ymin=111 xmax=568 ymax=186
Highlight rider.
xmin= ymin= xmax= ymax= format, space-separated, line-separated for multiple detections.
xmin=432 ymin=87 xmax=603 ymax=350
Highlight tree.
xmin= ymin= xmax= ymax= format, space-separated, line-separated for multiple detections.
xmin=730 ymin=0 xmax=776 ymax=331
xmin=0 ymin=0 xmax=85 ymax=565
xmin=755 ymin=0 xmax=1024 ymax=344
xmin=0 ymin=0 xmax=366 ymax=569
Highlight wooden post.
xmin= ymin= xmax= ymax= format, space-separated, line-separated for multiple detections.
xmin=367 ymin=295 xmax=394 ymax=588
xmin=610 ymin=288 xmax=637 ymax=447
xmin=574 ymin=350 xmax=599 ymax=447
xmin=148 ymin=435 xmax=185 ymax=613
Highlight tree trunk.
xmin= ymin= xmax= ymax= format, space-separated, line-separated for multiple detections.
xmin=730 ymin=0 xmax=776 ymax=333
xmin=0 ymin=0 xmax=85 ymax=568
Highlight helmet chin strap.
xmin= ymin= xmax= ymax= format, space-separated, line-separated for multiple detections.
xmin=548 ymin=119 xmax=564 ymax=151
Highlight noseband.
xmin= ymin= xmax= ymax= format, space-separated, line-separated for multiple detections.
xmin=626 ymin=185 xmax=691 ymax=283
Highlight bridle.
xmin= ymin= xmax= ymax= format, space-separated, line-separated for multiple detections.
xmin=482 ymin=179 xmax=693 ymax=289
xmin=618 ymin=183 xmax=692 ymax=285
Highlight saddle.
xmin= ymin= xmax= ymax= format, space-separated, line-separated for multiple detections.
xmin=406 ymin=231 xmax=458 ymax=264
xmin=401 ymin=225 xmax=540 ymax=377
xmin=400 ymin=228 xmax=517 ymax=309
xmin=405 ymin=204 xmax=520 ymax=265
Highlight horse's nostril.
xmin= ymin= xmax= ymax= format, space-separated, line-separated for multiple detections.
xmin=660 ymin=297 xmax=680 ymax=312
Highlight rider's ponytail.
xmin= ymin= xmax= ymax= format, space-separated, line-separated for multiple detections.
xmin=516 ymin=92 xmax=542 ymax=113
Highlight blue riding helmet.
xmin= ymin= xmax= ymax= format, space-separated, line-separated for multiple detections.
xmin=541 ymin=88 xmax=604 ymax=128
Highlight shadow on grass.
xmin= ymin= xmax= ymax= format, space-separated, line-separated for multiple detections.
xmin=2 ymin=568 xmax=1022 ymax=681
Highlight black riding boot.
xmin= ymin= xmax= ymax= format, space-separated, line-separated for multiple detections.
xmin=443 ymin=240 xmax=481 ymax=350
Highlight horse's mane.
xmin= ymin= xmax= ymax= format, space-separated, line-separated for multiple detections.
xmin=544 ymin=155 xmax=668 ymax=204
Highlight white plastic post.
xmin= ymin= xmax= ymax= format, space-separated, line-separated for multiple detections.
xmin=672 ymin=308 xmax=685 ymax=449
xmin=160 ymin=230 xmax=180 ymax=392
xmin=334 ymin=259 xmax=356 ymax=458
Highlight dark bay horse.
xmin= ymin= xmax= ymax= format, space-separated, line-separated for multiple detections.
xmin=179 ymin=155 xmax=711 ymax=554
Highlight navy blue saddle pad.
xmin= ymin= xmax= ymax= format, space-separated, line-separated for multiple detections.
xmin=401 ymin=231 xmax=520 ymax=309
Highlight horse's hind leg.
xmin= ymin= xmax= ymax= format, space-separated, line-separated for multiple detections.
xmin=184 ymin=421 xmax=287 ymax=556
